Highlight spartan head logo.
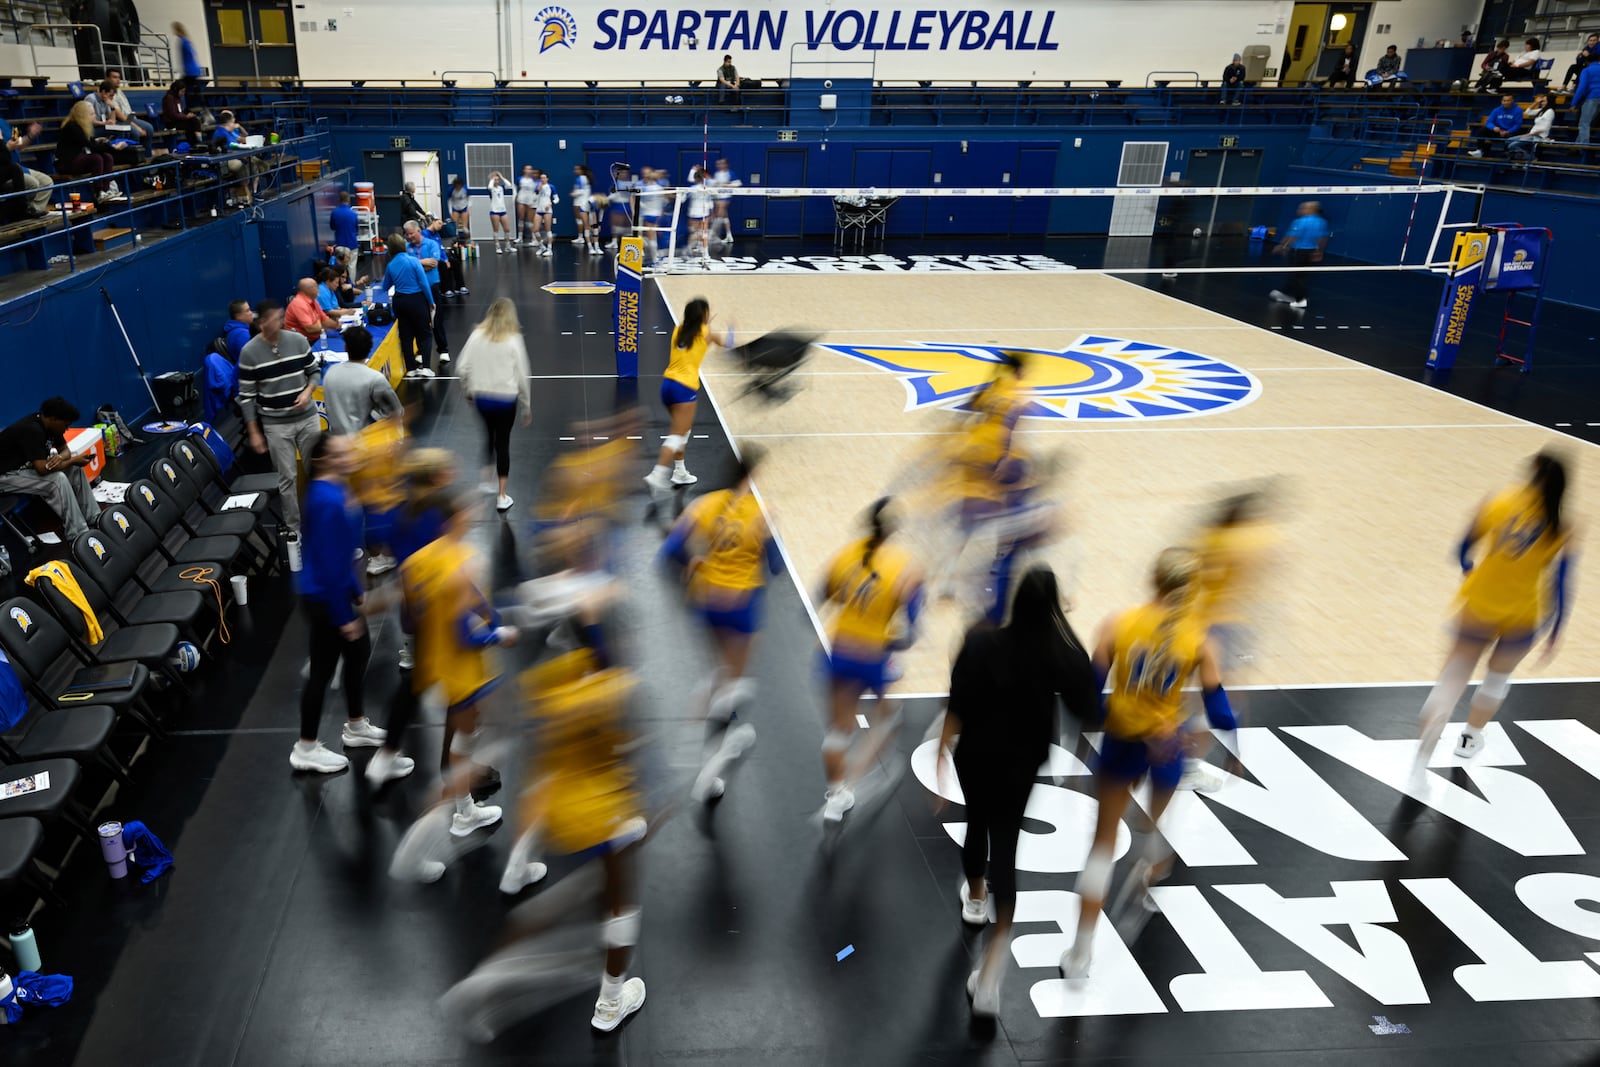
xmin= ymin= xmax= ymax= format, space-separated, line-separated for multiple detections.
xmin=537 ymin=6 xmax=577 ymax=53
xmin=8 ymin=606 xmax=31 ymax=632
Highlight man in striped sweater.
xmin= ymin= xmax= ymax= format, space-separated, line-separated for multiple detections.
xmin=239 ymin=298 xmax=321 ymax=533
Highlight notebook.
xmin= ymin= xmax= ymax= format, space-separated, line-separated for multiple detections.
xmin=222 ymin=492 xmax=259 ymax=511
xmin=60 ymin=663 xmax=139 ymax=695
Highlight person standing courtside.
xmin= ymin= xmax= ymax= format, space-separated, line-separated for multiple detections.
xmin=330 ymin=191 xmax=361 ymax=282
xmin=382 ymin=232 xmax=435 ymax=379
xmin=0 ymin=397 xmax=100 ymax=541
xmin=238 ymin=298 xmax=321 ymax=534
xmin=1269 ymin=200 xmax=1329 ymax=310
xmin=321 ymin=326 xmax=403 ymax=436
xmin=404 ymin=220 xmax=449 ymax=363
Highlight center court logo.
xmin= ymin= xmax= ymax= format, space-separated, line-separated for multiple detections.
xmin=823 ymin=336 xmax=1260 ymax=421
xmin=535 ymin=5 xmax=577 ymax=52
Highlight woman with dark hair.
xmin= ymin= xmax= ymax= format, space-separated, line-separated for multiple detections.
xmin=1059 ymin=548 xmax=1241 ymax=982
xmin=645 ymin=297 xmax=726 ymax=496
xmin=160 ymin=81 xmax=201 ymax=140
xmin=816 ymin=497 xmax=924 ymax=822
xmin=292 ymin=432 xmax=405 ymax=775
xmin=661 ymin=447 xmax=778 ymax=803
xmin=1415 ymin=452 xmax=1576 ymax=771
xmin=1325 ymin=43 xmax=1359 ymax=88
xmin=936 ymin=565 xmax=1097 ymax=1016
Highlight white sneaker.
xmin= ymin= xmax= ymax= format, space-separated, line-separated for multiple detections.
xmin=960 ymin=879 xmax=989 ymax=926
xmin=416 ymin=367 xmax=437 ymax=379
xmin=691 ymin=722 xmax=756 ymax=802
xmin=341 ymin=718 xmax=388 ymax=748
xmin=821 ymin=786 xmax=855 ymax=824
xmin=450 ymin=801 xmax=503 ymax=836
xmin=1455 ymin=730 xmax=1485 ymax=758
xmin=499 ymin=861 xmax=549 ymax=895
xmin=496 ymin=494 xmax=515 ymax=512
xmin=591 ymin=977 xmax=646 ymax=1032
xmin=438 ymin=352 xmax=451 ymax=364
xmin=444 ymin=289 xmax=457 ymax=297
xmin=418 ymin=860 xmax=446 ymax=883
xmin=1289 ymin=299 xmax=1308 ymax=310
xmin=496 ymin=245 xmax=505 ymax=254
xmin=366 ymin=552 xmax=396 ymax=576
xmin=404 ymin=368 xmax=425 ymax=379
xmin=572 ymin=236 xmax=586 ymax=245
xmin=643 ymin=468 xmax=672 ymax=495
xmin=365 ymin=749 xmax=416 ymax=784
xmin=1060 ymin=938 xmax=1093 ymax=979
xmin=670 ymin=466 xmax=698 ymax=486
xmin=884 ymin=655 xmax=904 ymax=683
xmin=968 ymin=967 xmax=1000 ymax=1018
xmin=457 ymin=286 xmax=470 ymax=295
xmin=398 ymin=643 xmax=415 ymax=670
xmin=1177 ymin=759 xmax=1226 ymax=793
xmin=1268 ymin=289 xmax=1291 ymax=303
xmin=290 ymin=741 xmax=349 ymax=774
xmin=1468 ymin=148 xmax=1484 ymax=158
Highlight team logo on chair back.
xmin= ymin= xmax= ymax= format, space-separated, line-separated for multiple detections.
xmin=823 ymin=337 xmax=1260 ymax=421
xmin=161 ymin=463 xmax=178 ymax=484
xmin=179 ymin=445 xmax=195 ymax=463
xmin=88 ymin=536 xmax=106 ymax=560
xmin=8 ymin=606 xmax=31 ymax=632
xmin=139 ymin=486 xmax=156 ymax=506
xmin=536 ymin=6 xmax=577 ymax=52
xmin=111 ymin=511 xmax=131 ymax=534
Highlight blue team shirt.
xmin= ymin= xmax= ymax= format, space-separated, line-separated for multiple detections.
xmin=1487 ymin=105 xmax=1524 ymax=135
xmin=381 ymin=252 xmax=433 ymax=304
xmin=1572 ymin=64 xmax=1600 ymax=108
xmin=317 ymin=283 xmax=341 ymax=312
xmin=330 ymin=203 xmax=359 ymax=249
xmin=297 ymin=478 xmax=365 ymax=625
xmin=1286 ymin=213 xmax=1331 ymax=250
xmin=413 ymin=234 xmax=443 ymax=286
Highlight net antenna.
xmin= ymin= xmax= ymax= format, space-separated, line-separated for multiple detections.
xmin=650 ymin=181 xmax=1482 ymax=274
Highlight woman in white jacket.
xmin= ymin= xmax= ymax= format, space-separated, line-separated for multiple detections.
xmin=456 ymin=297 xmax=532 ymax=512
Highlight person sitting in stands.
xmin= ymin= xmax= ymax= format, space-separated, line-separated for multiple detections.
xmin=56 ymin=101 xmax=119 ymax=201
xmin=1326 ymin=44 xmax=1359 ymax=88
xmin=1562 ymin=34 xmax=1600 ymax=91
xmin=1221 ymin=54 xmax=1246 ymax=104
xmin=1476 ymin=39 xmax=1512 ymax=91
xmin=223 ymin=298 xmax=256 ymax=362
xmin=717 ymin=53 xmax=741 ymax=104
xmin=91 ymin=80 xmax=148 ymax=152
xmin=161 ymin=81 xmax=201 ymax=141
xmin=105 ymin=71 xmax=154 ymax=142
xmin=1373 ymin=45 xmax=1403 ymax=87
xmin=213 ymin=110 xmax=267 ymax=204
xmin=0 ymin=396 xmax=100 ymax=542
xmin=1470 ymin=93 xmax=1524 ymax=156
xmin=1 ymin=118 xmax=51 ymax=218
xmin=287 ymin=277 xmax=342 ymax=342
xmin=1502 ymin=37 xmax=1543 ymax=84
xmin=1507 ymin=93 xmax=1556 ymax=160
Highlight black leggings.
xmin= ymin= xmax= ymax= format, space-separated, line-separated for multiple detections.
xmin=430 ymin=283 xmax=449 ymax=353
xmin=954 ymin=750 xmax=1035 ymax=920
xmin=300 ymin=597 xmax=371 ymax=741
xmin=476 ymin=400 xmax=516 ymax=477
xmin=1287 ymin=247 xmax=1315 ymax=301
xmin=392 ymin=290 xmax=433 ymax=370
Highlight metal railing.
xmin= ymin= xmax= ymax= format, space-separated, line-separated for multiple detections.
xmin=1145 ymin=71 xmax=1204 ymax=87
xmin=0 ymin=129 xmax=331 ymax=275
xmin=25 ymin=21 xmax=169 ymax=85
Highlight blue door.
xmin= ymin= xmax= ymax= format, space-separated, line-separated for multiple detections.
xmin=763 ymin=149 xmax=807 ymax=237
xmin=1010 ymin=146 xmax=1058 ymax=236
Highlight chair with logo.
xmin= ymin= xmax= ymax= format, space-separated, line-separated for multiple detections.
xmin=148 ymin=458 xmax=272 ymax=569
xmin=68 ymin=529 xmax=209 ymax=642
xmin=0 ymin=597 xmax=166 ymax=741
xmin=72 ymin=520 xmax=227 ymax=626
xmin=168 ymin=433 xmax=281 ymax=522
xmin=27 ymin=564 xmax=187 ymax=686
xmin=119 ymin=480 xmax=249 ymax=573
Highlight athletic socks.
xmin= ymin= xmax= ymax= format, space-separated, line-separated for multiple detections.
xmin=599 ymin=972 xmax=624 ymax=1003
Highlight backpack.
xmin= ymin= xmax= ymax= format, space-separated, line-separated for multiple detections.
xmin=187 ymin=421 xmax=235 ymax=472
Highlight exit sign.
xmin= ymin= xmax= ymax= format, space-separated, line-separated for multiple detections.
xmin=1219 ymin=135 xmax=1239 ymax=148
xmin=391 ymin=136 xmax=410 ymax=149
xmin=777 ymin=129 xmax=798 ymax=142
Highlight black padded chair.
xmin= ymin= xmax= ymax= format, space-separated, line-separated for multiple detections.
xmin=0 ymin=596 xmax=166 ymax=741
xmin=0 ymin=758 xmax=95 ymax=843
xmin=85 ymin=508 xmax=232 ymax=607
xmin=176 ymin=429 xmax=281 ymax=507
xmin=70 ymin=529 xmax=208 ymax=636
xmin=0 ymin=703 xmax=130 ymax=786
xmin=0 ymin=817 xmax=67 ymax=909
xmin=124 ymin=479 xmax=249 ymax=570
xmin=150 ymin=456 xmax=273 ymax=570
xmin=28 ymin=567 xmax=186 ymax=682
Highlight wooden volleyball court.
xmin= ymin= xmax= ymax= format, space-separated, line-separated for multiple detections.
xmin=654 ymin=271 xmax=1599 ymax=695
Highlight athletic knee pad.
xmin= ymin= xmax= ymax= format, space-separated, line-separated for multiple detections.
xmin=663 ymin=433 xmax=688 ymax=453
xmin=1077 ymin=847 xmax=1115 ymax=902
xmin=602 ymin=907 xmax=642 ymax=949
xmin=821 ymin=728 xmax=853 ymax=754
xmin=449 ymin=729 xmax=479 ymax=757
xmin=1479 ymin=670 xmax=1512 ymax=703
xmin=709 ymin=677 xmax=756 ymax=722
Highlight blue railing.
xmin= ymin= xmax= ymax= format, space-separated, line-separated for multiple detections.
xmin=0 ymin=128 xmax=332 ymax=274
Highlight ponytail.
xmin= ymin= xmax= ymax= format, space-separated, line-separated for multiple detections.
xmin=674 ymin=298 xmax=709 ymax=350
xmin=1532 ymin=451 xmax=1568 ymax=534
xmin=862 ymin=497 xmax=892 ymax=568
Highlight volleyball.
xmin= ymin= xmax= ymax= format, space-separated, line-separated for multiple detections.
xmin=170 ymin=641 xmax=201 ymax=673
xmin=1193 ymin=227 xmax=1202 ymax=237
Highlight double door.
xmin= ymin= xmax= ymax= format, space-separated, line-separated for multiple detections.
xmin=204 ymin=0 xmax=299 ymax=80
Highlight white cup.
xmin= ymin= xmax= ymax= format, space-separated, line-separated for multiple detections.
xmin=231 ymin=574 xmax=248 ymax=606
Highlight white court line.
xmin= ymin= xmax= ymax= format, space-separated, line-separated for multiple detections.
xmin=877 ymin=678 xmax=1600 ymax=701
xmin=731 ymin=422 xmax=1526 ymax=440
xmin=701 ymin=366 xmax=1364 ymax=378
xmin=856 ymin=714 xmax=871 ymax=729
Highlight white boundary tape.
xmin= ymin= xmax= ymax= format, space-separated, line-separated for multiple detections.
xmin=656 ymin=183 xmax=1470 ymax=199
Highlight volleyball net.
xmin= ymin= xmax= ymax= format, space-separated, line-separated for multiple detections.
xmin=634 ymin=181 xmax=1483 ymax=277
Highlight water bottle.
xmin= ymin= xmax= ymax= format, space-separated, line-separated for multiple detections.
xmin=286 ymin=531 xmax=303 ymax=573
xmin=9 ymin=923 xmax=40 ymax=973
xmin=0 ymin=969 xmax=12 ymax=1022
xmin=99 ymin=820 xmax=128 ymax=879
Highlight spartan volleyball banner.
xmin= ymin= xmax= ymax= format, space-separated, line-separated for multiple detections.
xmin=1426 ymin=230 xmax=1488 ymax=371
xmin=614 ymin=237 xmax=644 ymax=379
xmin=1483 ymin=227 xmax=1544 ymax=292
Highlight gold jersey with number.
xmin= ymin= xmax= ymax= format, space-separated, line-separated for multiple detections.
xmin=823 ymin=537 xmax=919 ymax=660
xmin=402 ymin=536 xmax=496 ymax=705
xmin=348 ymin=418 xmax=407 ymax=513
xmin=1104 ymin=602 xmax=1209 ymax=740
xmin=1459 ymin=485 xmax=1569 ymax=635
xmin=676 ymin=489 xmax=770 ymax=603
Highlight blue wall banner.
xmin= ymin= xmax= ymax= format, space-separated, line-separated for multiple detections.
xmin=614 ymin=237 xmax=644 ymax=379
xmin=1426 ymin=230 xmax=1488 ymax=370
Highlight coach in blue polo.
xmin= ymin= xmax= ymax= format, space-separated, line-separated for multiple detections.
xmin=331 ymin=191 xmax=360 ymax=280
xmin=404 ymin=220 xmax=449 ymax=363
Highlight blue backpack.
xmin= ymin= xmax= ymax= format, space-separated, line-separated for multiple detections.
xmin=187 ymin=422 xmax=235 ymax=473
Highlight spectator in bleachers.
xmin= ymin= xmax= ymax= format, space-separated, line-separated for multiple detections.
xmin=173 ymin=22 xmax=206 ymax=105
xmin=1373 ymin=45 xmax=1403 ymax=88
xmin=1476 ymin=40 xmax=1512 ymax=91
xmin=1507 ymin=93 xmax=1556 ymax=160
xmin=1501 ymin=38 xmax=1543 ymax=85
xmin=321 ymin=326 xmax=402 ymax=436
xmin=91 ymin=81 xmax=148 ymax=155
xmin=1221 ymin=54 xmax=1246 ymax=104
xmin=717 ymin=54 xmax=741 ymax=104
xmin=286 ymin=277 xmax=341 ymax=341
xmin=1561 ymin=33 xmax=1599 ymax=91
xmin=104 ymin=71 xmax=154 ymax=142
xmin=330 ymin=190 xmax=360 ymax=274
xmin=1326 ymin=44 xmax=1359 ymax=88
xmin=1 ymin=118 xmax=51 ymax=218
xmin=0 ymin=397 xmax=100 ymax=541
xmin=56 ymin=101 xmax=119 ymax=201
xmin=239 ymin=298 xmax=321 ymax=534
xmin=213 ymin=110 xmax=268 ymax=204
xmin=222 ymin=298 xmax=256 ymax=362
xmin=1470 ymin=93 xmax=1524 ymax=156
xmin=161 ymin=81 xmax=201 ymax=142
xmin=1572 ymin=57 xmax=1600 ymax=145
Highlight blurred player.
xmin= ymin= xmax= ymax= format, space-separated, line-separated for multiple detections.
xmin=1060 ymin=548 xmax=1241 ymax=980
xmin=637 ymin=167 xmax=667 ymax=264
xmin=515 ymin=164 xmax=538 ymax=247
xmin=661 ymin=448 xmax=778 ymax=802
xmin=1182 ymin=489 xmax=1279 ymax=791
xmin=347 ymin=412 xmax=407 ymax=578
xmin=816 ymin=498 xmax=924 ymax=823
xmin=685 ymin=166 xmax=714 ymax=260
xmin=1415 ymin=452 xmax=1575 ymax=773
xmin=645 ymin=297 xmax=728 ymax=497
xmin=709 ymin=158 xmax=740 ymax=246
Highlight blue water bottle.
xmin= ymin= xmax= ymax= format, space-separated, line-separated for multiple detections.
xmin=9 ymin=922 xmax=40 ymax=972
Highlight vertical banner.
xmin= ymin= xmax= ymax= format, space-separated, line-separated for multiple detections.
xmin=614 ymin=236 xmax=643 ymax=379
xmin=1426 ymin=230 xmax=1488 ymax=370
xmin=1483 ymin=228 xmax=1543 ymax=292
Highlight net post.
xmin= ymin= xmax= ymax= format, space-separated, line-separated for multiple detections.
xmin=667 ymin=186 xmax=683 ymax=263
xmin=1423 ymin=186 xmax=1455 ymax=269
xmin=614 ymin=237 xmax=643 ymax=379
